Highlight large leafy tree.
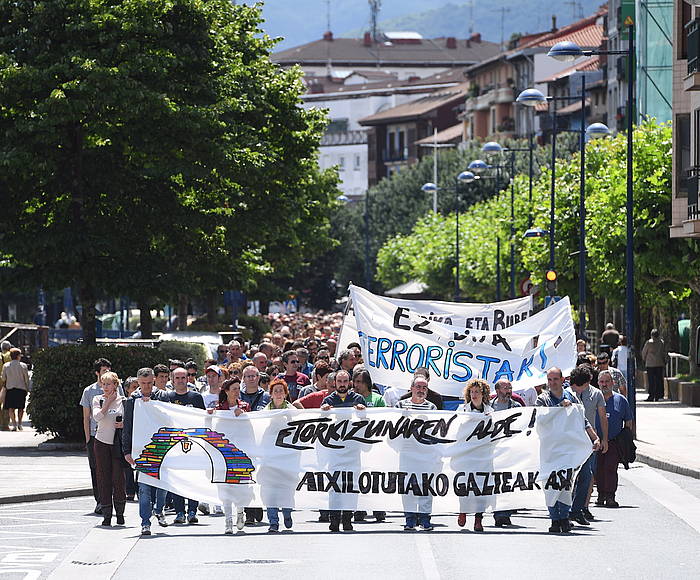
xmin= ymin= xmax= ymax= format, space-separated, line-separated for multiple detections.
xmin=0 ymin=0 xmax=337 ymax=341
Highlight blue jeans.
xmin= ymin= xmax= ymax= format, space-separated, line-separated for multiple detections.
xmin=266 ymin=507 xmax=292 ymax=528
xmin=571 ymin=452 xmax=596 ymax=515
xmin=138 ymin=482 xmax=166 ymax=527
xmin=548 ymin=501 xmax=571 ymax=521
xmin=173 ymin=494 xmax=198 ymax=517
xmin=405 ymin=512 xmax=431 ymax=527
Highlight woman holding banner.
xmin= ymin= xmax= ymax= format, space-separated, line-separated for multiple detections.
xmin=457 ymin=379 xmax=493 ymax=532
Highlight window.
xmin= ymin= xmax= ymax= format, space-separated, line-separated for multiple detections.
xmin=681 ymin=1 xmax=693 ymax=60
xmin=354 ymin=154 xmax=361 ymax=171
xmin=338 ymin=156 xmax=345 ymax=172
xmin=398 ymin=130 xmax=405 ymax=159
xmin=677 ymin=113 xmax=690 ymax=196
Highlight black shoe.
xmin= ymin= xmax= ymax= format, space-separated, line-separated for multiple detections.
xmin=318 ymin=513 xmax=330 ymax=523
xmin=560 ymin=519 xmax=572 ymax=533
xmin=353 ymin=511 xmax=366 ymax=522
xmin=645 ymin=397 xmax=654 ymax=402
xmin=116 ymin=515 xmax=125 ymax=526
xmin=605 ymin=497 xmax=620 ymax=508
xmin=329 ymin=521 xmax=340 ymax=533
xmin=494 ymin=516 xmax=508 ymax=527
xmin=245 ymin=516 xmax=255 ymax=526
xmin=595 ymin=494 xmax=606 ymax=506
xmin=374 ymin=512 xmax=386 ymax=522
xmin=569 ymin=512 xmax=590 ymax=526
xmin=101 ymin=517 xmax=111 ymax=527
xmin=94 ymin=504 xmax=102 ymax=515
xmin=342 ymin=521 xmax=354 ymax=531
xmin=548 ymin=520 xmax=561 ymax=533
xmin=583 ymin=508 xmax=595 ymax=521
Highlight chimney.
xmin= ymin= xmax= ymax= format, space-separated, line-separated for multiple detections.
xmin=446 ymin=36 xmax=457 ymax=49
xmin=551 ymin=15 xmax=557 ymax=32
xmin=469 ymin=32 xmax=481 ymax=44
xmin=323 ymin=30 xmax=334 ymax=41
xmin=363 ymin=31 xmax=372 ymax=46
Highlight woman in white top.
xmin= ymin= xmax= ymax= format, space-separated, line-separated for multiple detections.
xmin=92 ymin=371 xmax=126 ymax=527
xmin=457 ymin=378 xmax=493 ymax=532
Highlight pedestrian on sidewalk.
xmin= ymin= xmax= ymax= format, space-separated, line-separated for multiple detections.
xmin=641 ymin=329 xmax=667 ymax=402
xmin=92 ymin=371 xmax=126 ymax=527
xmin=1 ymin=347 xmax=30 ymax=431
xmin=596 ymin=371 xmax=635 ymax=508
xmin=0 ymin=341 xmax=12 ymax=431
xmin=79 ymin=357 xmax=113 ymax=515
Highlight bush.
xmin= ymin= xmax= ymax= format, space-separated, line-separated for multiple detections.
xmin=237 ymin=314 xmax=271 ymax=343
xmin=28 ymin=345 xmax=166 ymax=440
xmin=158 ymin=341 xmax=209 ymax=369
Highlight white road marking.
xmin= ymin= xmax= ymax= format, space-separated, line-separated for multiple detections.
xmin=621 ymin=464 xmax=700 ymax=534
xmin=414 ymin=534 xmax=440 ymax=580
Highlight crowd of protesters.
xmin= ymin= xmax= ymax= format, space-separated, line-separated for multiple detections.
xmin=76 ymin=312 xmax=637 ymax=536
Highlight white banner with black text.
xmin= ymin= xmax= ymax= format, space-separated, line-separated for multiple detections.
xmin=133 ymin=401 xmax=591 ymax=513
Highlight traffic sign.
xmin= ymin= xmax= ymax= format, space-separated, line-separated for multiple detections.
xmin=544 ymin=295 xmax=562 ymax=308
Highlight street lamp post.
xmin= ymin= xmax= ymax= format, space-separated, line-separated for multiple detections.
xmin=481 ymin=141 xmax=536 ymax=300
xmin=547 ymin=26 xmax=636 ymax=415
xmin=516 ymin=87 xmax=611 ymax=332
xmin=421 ymin=171 xmax=477 ymax=301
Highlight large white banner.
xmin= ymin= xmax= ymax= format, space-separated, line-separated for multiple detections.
xmin=133 ymin=401 xmax=591 ymax=513
xmin=350 ymin=285 xmax=576 ymax=397
xmin=337 ymin=291 xmax=533 ymax=353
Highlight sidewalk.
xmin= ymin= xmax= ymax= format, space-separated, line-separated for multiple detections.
xmin=0 ymin=397 xmax=698 ymax=505
xmin=634 ymin=397 xmax=700 ymax=479
xmin=0 ymin=418 xmax=93 ymax=504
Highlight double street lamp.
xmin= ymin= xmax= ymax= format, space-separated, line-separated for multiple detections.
xmin=516 ymin=84 xmax=611 ymax=338
xmin=421 ymin=171 xmax=477 ymax=302
xmin=547 ymin=27 xmax=637 ymax=416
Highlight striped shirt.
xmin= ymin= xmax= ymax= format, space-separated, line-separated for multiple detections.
xmin=395 ymin=398 xmax=437 ymax=411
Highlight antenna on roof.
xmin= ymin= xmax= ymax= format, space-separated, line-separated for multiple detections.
xmin=369 ymin=0 xmax=382 ymax=43
xmin=564 ymin=0 xmax=583 ymax=20
xmin=326 ymin=0 xmax=331 ymax=34
xmin=491 ymin=6 xmax=511 ymax=51
xmin=467 ymin=0 xmax=475 ymax=35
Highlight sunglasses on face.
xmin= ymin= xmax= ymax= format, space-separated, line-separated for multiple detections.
xmin=187 ymin=372 xmax=197 ymax=377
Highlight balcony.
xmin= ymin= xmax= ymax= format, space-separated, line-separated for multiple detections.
xmin=465 ymin=85 xmax=515 ymax=112
xmin=685 ymin=19 xmax=700 ymax=91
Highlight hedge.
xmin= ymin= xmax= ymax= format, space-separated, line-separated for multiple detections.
xmin=28 ymin=343 xmax=204 ymax=440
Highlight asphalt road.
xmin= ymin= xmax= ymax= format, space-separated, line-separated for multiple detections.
xmin=2 ymin=463 xmax=699 ymax=580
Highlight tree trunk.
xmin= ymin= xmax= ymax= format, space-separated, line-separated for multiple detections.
xmin=206 ymin=290 xmax=217 ymax=325
xmin=139 ymin=298 xmax=153 ymax=339
xmin=80 ymin=286 xmax=97 ymax=345
xmin=177 ymin=294 xmax=188 ymax=330
xmin=260 ymin=300 xmax=270 ymax=315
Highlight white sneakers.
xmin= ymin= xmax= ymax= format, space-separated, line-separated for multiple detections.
xmin=236 ymin=509 xmax=245 ymax=530
xmin=225 ymin=517 xmax=234 ymax=535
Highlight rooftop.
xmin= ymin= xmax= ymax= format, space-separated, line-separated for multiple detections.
xmin=273 ymin=35 xmax=501 ymax=67
xmin=359 ymin=82 xmax=470 ymax=126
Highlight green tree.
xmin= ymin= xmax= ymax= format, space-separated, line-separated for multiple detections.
xmin=0 ymin=0 xmax=336 ymax=341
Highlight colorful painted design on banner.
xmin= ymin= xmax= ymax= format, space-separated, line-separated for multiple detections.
xmin=135 ymin=427 xmax=255 ymax=484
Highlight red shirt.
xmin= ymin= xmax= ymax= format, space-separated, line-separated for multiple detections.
xmin=216 ymin=399 xmax=250 ymax=412
xmin=297 ymin=389 xmax=329 ymax=409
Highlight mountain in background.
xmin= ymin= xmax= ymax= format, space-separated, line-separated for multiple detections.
xmin=251 ymin=0 xmax=604 ymax=51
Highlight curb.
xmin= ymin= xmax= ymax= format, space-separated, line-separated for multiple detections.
xmin=37 ymin=441 xmax=86 ymax=451
xmin=636 ymin=452 xmax=700 ymax=480
xmin=0 ymin=488 xmax=93 ymax=505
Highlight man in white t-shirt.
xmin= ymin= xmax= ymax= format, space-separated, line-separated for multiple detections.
xmin=200 ymin=366 xmax=223 ymax=408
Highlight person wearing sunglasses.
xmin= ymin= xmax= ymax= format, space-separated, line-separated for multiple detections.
xmin=275 ymin=350 xmax=311 ymax=401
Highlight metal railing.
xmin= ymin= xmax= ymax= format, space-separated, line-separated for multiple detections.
xmin=687 ymin=19 xmax=700 ymax=75
xmin=667 ymin=352 xmax=690 ymax=378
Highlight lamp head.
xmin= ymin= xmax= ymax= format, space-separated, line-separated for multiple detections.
xmin=547 ymin=40 xmax=583 ymax=62
xmin=468 ymin=159 xmax=489 ymax=174
xmin=337 ymin=194 xmax=350 ymax=203
xmin=524 ymin=227 xmax=549 ymax=238
xmin=516 ymin=88 xmax=547 ymax=107
xmin=457 ymin=171 xmax=476 ymax=184
xmin=481 ymin=141 xmax=503 ymax=154
xmin=421 ymin=182 xmax=438 ymax=193
xmin=585 ymin=122 xmax=611 ymax=139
